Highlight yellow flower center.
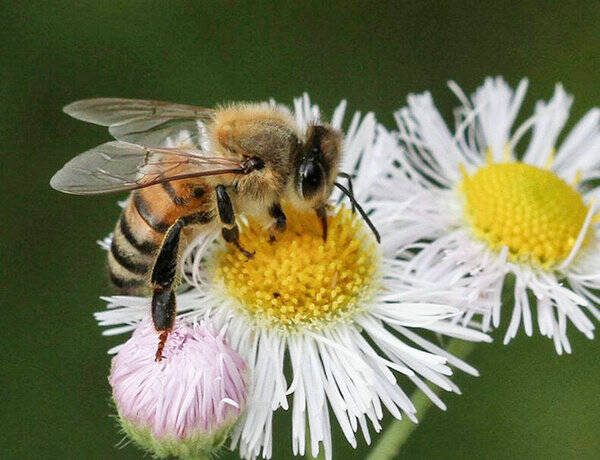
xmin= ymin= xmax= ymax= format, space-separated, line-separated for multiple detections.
xmin=459 ymin=162 xmax=591 ymax=268
xmin=210 ymin=207 xmax=380 ymax=331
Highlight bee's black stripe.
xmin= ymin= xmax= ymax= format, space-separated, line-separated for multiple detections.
xmin=192 ymin=186 xmax=205 ymax=199
xmin=109 ymin=270 xmax=145 ymax=290
xmin=162 ymin=182 xmax=187 ymax=206
xmin=133 ymin=192 xmax=170 ymax=233
xmin=119 ymin=214 xmax=159 ymax=255
xmin=182 ymin=210 xmax=215 ymax=225
xmin=110 ymin=240 xmax=149 ymax=275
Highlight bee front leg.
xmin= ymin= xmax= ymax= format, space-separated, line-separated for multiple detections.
xmin=151 ymin=218 xmax=184 ymax=361
xmin=215 ymin=185 xmax=254 ymax=258
xmin=268 ymin=202 xmax=286 ymax=243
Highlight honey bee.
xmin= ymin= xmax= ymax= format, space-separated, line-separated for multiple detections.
xmin=51 ymin=98 xmax=380 ymax=359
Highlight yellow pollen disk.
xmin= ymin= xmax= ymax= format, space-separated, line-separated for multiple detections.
xmin=459 ymin=162 xmax=592 ymax=269
xmin=211 ymin=207 xmax=380 ymax=331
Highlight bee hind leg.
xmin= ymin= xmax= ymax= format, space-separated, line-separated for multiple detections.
xmin=151 ymin=219 xmax=184 ymax=361
xmin=216 ymin=185 xmax=254 ymax=258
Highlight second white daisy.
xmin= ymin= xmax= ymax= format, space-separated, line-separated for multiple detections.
xmin=378 ymin=76 xmax=600 ymax=354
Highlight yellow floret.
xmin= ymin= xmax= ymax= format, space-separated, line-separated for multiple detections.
xmin=459 ymin=162 xmax=592 ymax=269
xmin=211 ymin=207 xmax=380 ymax=331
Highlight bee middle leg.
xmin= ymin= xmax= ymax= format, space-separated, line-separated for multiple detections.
xmin=215 ymin=185 xmax=254 ymax=258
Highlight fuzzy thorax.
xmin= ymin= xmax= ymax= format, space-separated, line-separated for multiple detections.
xmin=210 ymin=207 xmax=380 ymax=331
xmin=459 ymin=161 xmax=593 ymax=268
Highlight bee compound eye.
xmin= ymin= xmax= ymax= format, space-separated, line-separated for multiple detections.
xmin=299 ymin=160 xmax=325 ymax=199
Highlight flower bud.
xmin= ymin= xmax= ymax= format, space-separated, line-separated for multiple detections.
xmin=109 ymin=319 xmax=247 ymax=459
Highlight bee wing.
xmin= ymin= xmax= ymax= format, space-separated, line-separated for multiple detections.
xmin=50 ymin=141 xmax=246 ymax=195
xmin=63 ymin=98 xmax=216 ymax=147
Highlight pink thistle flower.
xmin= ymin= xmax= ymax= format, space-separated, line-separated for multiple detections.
xmin=109 ymin=319 xmax=247 ymax=459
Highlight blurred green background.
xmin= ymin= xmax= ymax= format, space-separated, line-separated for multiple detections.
xmin=2 ymin=1 xmax=600 ymax=458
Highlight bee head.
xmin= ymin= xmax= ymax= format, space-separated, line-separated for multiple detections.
xmin=295 ymin=125 xmax=342 ymax=206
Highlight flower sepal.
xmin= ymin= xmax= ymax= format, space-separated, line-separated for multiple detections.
xmin=118 ymin=416 xmax=235 ymax=460
xmin=109 ymin=319 xmax=248 ymax=459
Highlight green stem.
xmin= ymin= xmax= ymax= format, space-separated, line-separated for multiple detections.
xmin=305 ymin=449 xmax=326 ymax=460
xmin=366 ymin=339 xmax=477 ymax=460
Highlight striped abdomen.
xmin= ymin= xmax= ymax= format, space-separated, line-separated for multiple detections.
xmin=108 ymin=182 xmax=214 ymax=293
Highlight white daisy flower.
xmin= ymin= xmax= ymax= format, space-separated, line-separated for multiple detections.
xmin=96 ymin=95 xmax=489 ymax=459
xmin=378 ymin=76 xmax=600 ymax=355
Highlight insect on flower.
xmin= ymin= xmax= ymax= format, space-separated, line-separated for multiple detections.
xmin=97 ymin=95 xmax=492 ymax=460
xmin=50 ymin=98 xmax=380 ymax=360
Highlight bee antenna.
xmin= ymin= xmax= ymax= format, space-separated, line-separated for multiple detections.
xmin=333 ymin=181 xmax=381 ymax=243
xmin=337 ymin=172 xmax=356 ymax=213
